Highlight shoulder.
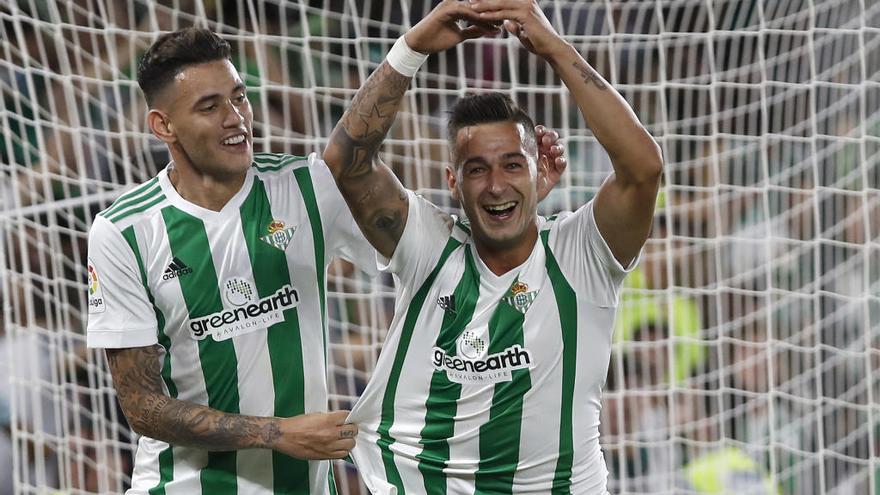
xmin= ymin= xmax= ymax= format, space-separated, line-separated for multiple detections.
xmin=252 ymin=152 xmax=312 ymax=175
xmin=96 ymin=175 xmax=169 ymax=230
xmin=252 ymin=152 xmax=339 ymax=196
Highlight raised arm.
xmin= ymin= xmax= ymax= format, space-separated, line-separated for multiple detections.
xmin=107 ymin=345 xmax=356 ymax=459
xmin=323 ymin=1 xmax=496 ymax=259
xmin=473 ymin=0 xmax=663 ymax=267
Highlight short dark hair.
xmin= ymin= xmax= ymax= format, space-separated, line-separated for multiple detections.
xmin=137 ymin=27 xmax=232 ymax=107
xmin=446 ymin=92 xmax=537 ymax=163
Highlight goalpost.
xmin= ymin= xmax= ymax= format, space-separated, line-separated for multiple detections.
xmin=1 ymin=0 xmax=877 ymax=493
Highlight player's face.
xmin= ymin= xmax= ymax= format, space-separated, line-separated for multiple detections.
xmin=447 ymin=121 xmax=544 ymax=252
xmin=160 ymin=59 xmax=253 ymax=179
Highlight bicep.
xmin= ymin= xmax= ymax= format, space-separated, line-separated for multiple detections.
xmin=326 ymin=131 xmax=409 ymax=259
xmin=593 ymin=172 xmax=660 ymax=267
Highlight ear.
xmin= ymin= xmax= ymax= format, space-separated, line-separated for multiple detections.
xmin=147 ymin=109 xmax=177 ymax=144
xmin=446 ymin=165 xmax=460 ymax=202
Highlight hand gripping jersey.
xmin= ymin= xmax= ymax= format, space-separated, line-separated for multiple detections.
xmin=86 ymin=153 xmax=375 ymax=495
xmin=348 ymin=192 xmax=636 ymax=494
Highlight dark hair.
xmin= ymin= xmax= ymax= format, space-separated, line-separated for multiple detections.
xmin=446 ymin=92 xmax=537 ymax=163
xmin=137 ymin=27 xmax=232 ymax=107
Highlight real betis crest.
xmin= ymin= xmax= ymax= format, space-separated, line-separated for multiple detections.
xmin=502 ymin=281 xmax=537 ymax=314
xmin=260 ymin=219 xmax=296 ymax=251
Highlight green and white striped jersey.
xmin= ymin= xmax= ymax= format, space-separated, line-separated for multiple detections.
xmin=348 ymin=192 xmax=634 ymax=494
xmin=86 ymin=153 xmax=375 ymax=495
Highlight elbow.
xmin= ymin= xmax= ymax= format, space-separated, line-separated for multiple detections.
xmin=613 ymin=137 xmax=664 ymax=186
xmin=644 ymin=140 xmax=664 ymax=183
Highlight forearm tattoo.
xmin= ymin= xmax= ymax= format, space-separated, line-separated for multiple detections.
xmin=106 ymin=346 xmax=282 ymax=451
xmin=573 ymin=61 xmax=608 ymax=90
xmin=336 ymin=62 xmax=411 ymax=180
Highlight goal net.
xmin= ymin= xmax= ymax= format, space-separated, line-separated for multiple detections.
xmin=1 ymin=0 xmax=877 ymax=493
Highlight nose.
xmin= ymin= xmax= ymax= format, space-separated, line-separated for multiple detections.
xmin=486 ymin=166 xmax=508 ymax=195
xmin=222 ymin=99 xmax=245 ymax=127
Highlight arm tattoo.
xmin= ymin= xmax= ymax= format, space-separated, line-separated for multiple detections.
xmin=107 ymin=346 xmax=282 ymax=451
xmin=573 ymin=61 xmax=608 ymax=90
xmin=336 ymin=62 xmax=412 ymax=180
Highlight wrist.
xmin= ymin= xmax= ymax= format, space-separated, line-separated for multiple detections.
xmin=543 ymin=39 xmax=576 ymax=63
xmin=386 ymin=36 xmax=428 ymax=78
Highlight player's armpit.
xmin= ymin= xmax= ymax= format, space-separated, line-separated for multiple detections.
xmin=105 ymin=346 xmax=356 ymax=458
xmin=323 ymin=61 xmax=411 ymax=260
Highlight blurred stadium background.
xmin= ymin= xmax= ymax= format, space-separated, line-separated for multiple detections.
xmin=1 ymin=0 xmax=878 ymax=493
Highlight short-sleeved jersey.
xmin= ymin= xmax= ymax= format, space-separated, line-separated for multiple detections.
xmin=86 ymin=153 xmax=375 ymax=495
xmin=348 ymin=192 xmax=635 ymax=494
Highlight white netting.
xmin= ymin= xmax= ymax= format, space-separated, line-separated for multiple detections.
xmin=1 ymin=0 xmax=878 ymax=494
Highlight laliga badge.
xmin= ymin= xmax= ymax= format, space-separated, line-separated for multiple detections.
xmin=87 ymin=259 xmax=106 ymax=314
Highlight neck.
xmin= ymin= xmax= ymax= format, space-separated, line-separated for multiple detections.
xmin=168 ymin=159 xmax=246 ymax=212
xmin=473 ymin=223 xmax=539 ymax=276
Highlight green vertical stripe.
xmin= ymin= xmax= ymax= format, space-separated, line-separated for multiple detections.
xmin=120 ymin=226 xmax=175 ymax=494
xmin=542 ymin=230 xmax=578 ymax=494
xmin=416 ymin=247 xmax=481 ymax=494
xmin=328 ymin=464 xmax=338 ymax=495
xmin=377 ymin=237 xmax=462 ymax=492
xmin=474 ymin=278 xmax=532 ymax=494
xmin=292 ymin=167 xmax=327 ymax=362
xmin=161 ymin=207 xmax=239 ymax=493
xmin=239 ymin=178 xmax=310 ymax=494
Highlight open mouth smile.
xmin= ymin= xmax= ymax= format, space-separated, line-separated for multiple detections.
xmin=483 ymin=201 xmax=518 ymax=220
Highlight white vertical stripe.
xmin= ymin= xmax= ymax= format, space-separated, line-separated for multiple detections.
xmin=204 ymin=214 xmax=276 ymax=492
xmin=126 ymin=437 xmax=163 ymax=494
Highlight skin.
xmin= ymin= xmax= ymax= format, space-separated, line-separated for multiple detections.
xmin=446 ymin=121 xmax=545 ymax=273
xmin=146 ymin=59 xmax=254 ymax=211
xmin=324 ymin=0 xmax=662 ymax=274
xmin=107 ymin=57 xmax=357 ymax=460
xmin=469 ymin=0 xmax=664 ymax=266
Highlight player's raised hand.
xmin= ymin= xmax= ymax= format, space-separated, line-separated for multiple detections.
xmin=273 ymin=411 xmax=357 ymax=460
xmin=469 ymin=0 xmax=566 ymax=58
xmin=405 ymin=0 xmax=501 ymax=55
xmin=536 ymin=124 xmax=567 ymax=202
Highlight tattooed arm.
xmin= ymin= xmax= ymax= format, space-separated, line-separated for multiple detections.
xmin=473 ymin=0 xmax=663 ymax=267
xmin=106 ymin=346 xmax=356 ymax=458
xmin=323 ymin=0 xmax=496 ymax=259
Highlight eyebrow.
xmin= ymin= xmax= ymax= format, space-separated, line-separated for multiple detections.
xmin=462 ymin=151 xmax=527 ymax=165
xmin=192 ymin=83 xmax=246 ymax=109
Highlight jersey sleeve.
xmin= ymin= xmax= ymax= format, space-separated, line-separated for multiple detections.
xmin=381 ymin=190 xmax=454 ymax=285
xmin=550 ymin=199 xmax=639 ymax=307
xmin=308 ymin=156 xmax=379 ymax=277
xmin=86 ymin=215 xmax=158 ymax=348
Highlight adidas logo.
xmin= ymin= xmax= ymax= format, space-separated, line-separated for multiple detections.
xmin=437 ymin=294 xmax=456 ymax=314
xmin=162 ymin=257 xmax=193 ymax=281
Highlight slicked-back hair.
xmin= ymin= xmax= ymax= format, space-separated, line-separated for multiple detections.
xmin=137 ymin=27 xmax=232 ymax=107
xmin=447 ymin=92 xmax=537 ymax=165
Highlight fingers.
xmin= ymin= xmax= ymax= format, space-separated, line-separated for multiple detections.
xmin=327 ymin=410 xmax=351 ymax=424
xmin=468 ymin=0 xmax=529 ymax=14
xmin=338 ymin=422 xmax=358 ymax=439
xmin=460 ymin=23 xmax=503 ymax=40
xmin=277 ymin=411 xmax=360 ymax=460
xmin=542 ymin=130 xmax=560 ymax=149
